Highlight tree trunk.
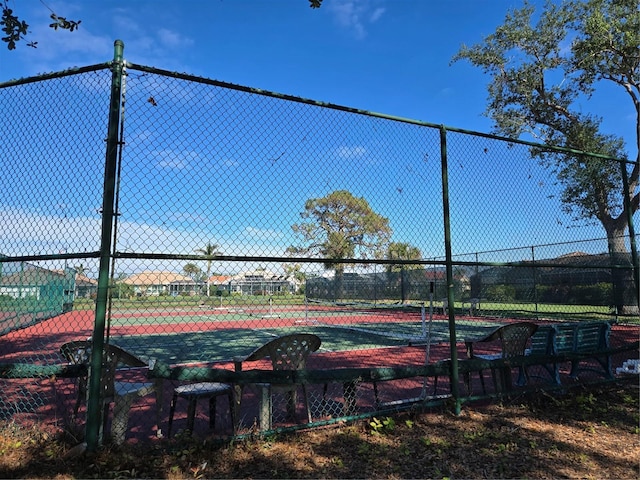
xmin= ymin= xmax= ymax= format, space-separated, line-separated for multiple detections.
xmin=400 ymin=268 xmax=407 ymax=304
xmin=333 ymin=266 xmax=344 ymax=302
xmin=606 ymin=225 xmax=639 ymax=316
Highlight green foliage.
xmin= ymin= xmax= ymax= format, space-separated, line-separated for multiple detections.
xmin=195 ymin=242 xmax=221 ymax=297
xmin=535 ymin=282 xmax=613 ymax=306
xmin=386 ymin=242 xmax=422 ymax=272
xmin=1 ymin=0 xmax=80 ymax=50
xmin=1 ymin=5 xmax=28 ymax=50
xmin=48 ymin=14 xmax=80 ymax=32
xmin=369 ymin=416 xmax=396 ymax=435
xmin=452 ymin=0 xmax=639 ymax=314
xmin=485 ymin=284 xmax=516 ymax=302
xmin=183 ymin=263 xmax=204 ymax=282
xmin=288 ymin=191 xmax=392 ymax=301
xmin=111 ymin=281 xmax=135 ymax=299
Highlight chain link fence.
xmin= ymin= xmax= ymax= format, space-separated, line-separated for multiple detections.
xmin=1 ymin=42 xmax=638 ymax=449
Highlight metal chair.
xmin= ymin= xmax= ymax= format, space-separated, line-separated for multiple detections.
xmin=464 ymin=322 xmax=538 ymax=394
xmin=233 ymin=333 xmax=321 ymax=430
xmin=167 ymin=381 xmax=235 ymax=437
xmin=60 ymin=340 xmax=161 ymax=444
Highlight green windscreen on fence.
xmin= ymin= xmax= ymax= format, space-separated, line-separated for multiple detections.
xmin=0 ymin=261 xmax=75 ymax=336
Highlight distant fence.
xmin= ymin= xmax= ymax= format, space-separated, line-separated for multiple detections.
xmin=305 ymin=244 xmax=628 ymax=317
xmin=0 ymin=40 xmax=638 ymax=452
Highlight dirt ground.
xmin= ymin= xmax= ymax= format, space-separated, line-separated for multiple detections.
xmin=1 ymin=380 xmax=638 ymax=479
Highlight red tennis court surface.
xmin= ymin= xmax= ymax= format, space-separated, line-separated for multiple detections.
xmin=1 ymin=309 xmax=637 ymax=444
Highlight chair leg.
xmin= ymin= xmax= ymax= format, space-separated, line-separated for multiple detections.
xmin=516 ymin=365 xmax=527 ymax=386
xmin=73 ymin=391 xmax=83 ymax=416
xmin=258 ymin=385 xmax=271 ymax=430
xmin=227 ymin=391 xmax=236 ymax=434
xmin=100 ymin=402 xmax=110 ymax=445
xmin=463 ymin=372 xmax=472 ymax=396
xmin=502 ymin=366 xmax=513 ymax=392
xmin=373 ymin=382 xmax=380 ymax=408
xmin=233 ymin=385 xmax=242 ymax=431
xmin=285 ymin=389 xmax=298 ymax=420
xmin=153 ymin=379 xmax=164 ymax=438
xmin=479 ymin=369 xmax=487 ymax=394
xmin=111 ymin=394 xmax=135 ymax=445
xmin=322 ymin=383 xmax=328 ymax=417
xmin=167 ymin=393 xmax=178 ymax=438
xmin=186 ymin=398 xmax=196 ymax=434
xmin=208 ymin=397 xmax=216 ymax=430
xmin=302 ymin=385 xmax=312 ymax=423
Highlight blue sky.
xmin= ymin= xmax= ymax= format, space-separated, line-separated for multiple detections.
xmin=0 ymin=0 xmax=554 ymax=131
xmin=0 ymin=0 xmax=636 ymax=275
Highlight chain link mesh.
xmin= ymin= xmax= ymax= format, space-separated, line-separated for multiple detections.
xmin=0 ymin=59 xmax=637 ymax=445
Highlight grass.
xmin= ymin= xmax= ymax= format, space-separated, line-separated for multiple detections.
xmin=72 ymin=295 xmax=621 ymax=318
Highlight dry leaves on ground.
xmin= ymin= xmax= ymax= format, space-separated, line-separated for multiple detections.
xmin=1 ymin=381 xmax=638 ymax=479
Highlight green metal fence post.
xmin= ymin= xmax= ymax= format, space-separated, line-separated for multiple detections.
xmin=439 ymin=125 xmax=461 ymax=415
xmin=85 ymin=39 xmax=125 ymax=452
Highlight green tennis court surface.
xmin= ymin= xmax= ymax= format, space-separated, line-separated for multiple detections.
xmin=109 ymin=305 xmax=397 ymax=325
xmin=109 ymin=319 xmax=500 ymax=365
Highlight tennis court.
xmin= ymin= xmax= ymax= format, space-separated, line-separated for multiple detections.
xmin=2 ymin=51 xmax=637 ymax=450
xmin=102 ymin=301 xmax=502 ymax=367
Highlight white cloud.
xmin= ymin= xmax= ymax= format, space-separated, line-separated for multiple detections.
xmin=5 ymin=3 xmax=196 ymax=77
xmin=243 ymin=227 xmax=283 ymax=241
xmin=222 ymin=159 xmax=240 ymax=168
xmin=336 ymin=145 xmax=367 ymax=159
xmin=157 ymin=28 xmax=194 ymax=49
xmin=369 ymin=7 xmax=385 ymax=23
xmin=152 ymin=150 xmax=199 ymax=170
xmin=327 ymin=0 xmax=387 ymax=39
xmin=0 ymin=206 xmax=101 ymax=256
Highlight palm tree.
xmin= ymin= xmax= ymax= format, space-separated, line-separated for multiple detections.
xmin=195 ymin=242 xmax=221 ymax=297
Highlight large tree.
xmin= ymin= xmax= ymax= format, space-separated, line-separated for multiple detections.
xmin=287 ymin=190 xmax=392 ymax=300
xmin=386 ymin=241 xmax=423 ymax=303
xmin=452 ymin=0 xmax=639 ymax=314
xmin=195 ymin=242 xmax=221 ymax=297
xmin=386 ymin=242 xmax=422 ymax=273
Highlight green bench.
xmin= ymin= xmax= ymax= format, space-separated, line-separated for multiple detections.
xmin=527 ymin=321 xmax=613 ymax=385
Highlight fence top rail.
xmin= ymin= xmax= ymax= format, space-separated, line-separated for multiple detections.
xmin=124 ymin=62 xmax=623 ymax=165
xmin=0 ymin=62 xmax=111 ymax=88
xmin=0 ymin=55 xmax=624 ymax=165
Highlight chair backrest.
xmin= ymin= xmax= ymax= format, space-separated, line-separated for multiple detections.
xmin=60 ymin=340 xmax=91 ymax=365
xmin=242 ymin=333 xmax=321 ymax=371
xmin=553 ymin=323 xmax=578 ymax=354
xmin=574 ymin=321 xmax=610 ymax=353
xmin=60 ymin=340 xmax=146 ymax=399
xmin=528 ymin=325 xmax=555 ymax=356
xmin=498 ymin=322 xmax=538 ymax=358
